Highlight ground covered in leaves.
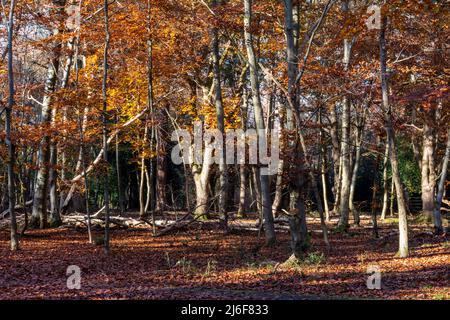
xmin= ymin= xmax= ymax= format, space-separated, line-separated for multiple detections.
xmin=0 ymin=214 xmax=448 ymax=300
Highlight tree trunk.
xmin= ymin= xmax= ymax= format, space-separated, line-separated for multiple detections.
xmin=421 ymin=118 xmax=437 ymax=223
xmin=147 ymin=0 xmax=157 ymax=218
xmin=371 ymin=137 xmax=382 ymax=238
xmin=102 ymin=0 xmax=111 ymax=255
xmin=299 ymin=133 xmax=330 ymax=250
xmin=192 ymin=137 xmax=213 ymax=218
xmin=272 ymin=108 xmax=286 ymax=218
xmin=337 ymin=95 xmax=351 ymax=230
xmin=434 ymin=128 xmax=450 ymax=234
xmin=31 ymin=0 xmax=67 ymax=229
xmin=115 ymin=133 xmax=125 ymax=214
xmin=319 ymin=109 xmax=330 ymax=221
xmin=349 ymin=124 xmax=363 ymax=226
xmin=288 ymin=181 xmax=308 ymax=259
xmin=48 ymin=109 xmax=61 ymax=227
xmin=49 ymin=36 xmax=75 ymax=227
xmin=78 ymin=109 xmax=92 ymax=243
xmin=6 ymin=0 xmax=19 ymax=250
xmin=211 ymin=3 xmax=228 ymax=230
xmin=380 ymin=140 xmax=390 ymax=220
xmin=337 ymin=10 xmax=352 ymax=229
xmin=244 ymin=0 xmax=276 ymax=245
xmin=155 ymin=128 xmax=166 ymax=214
xmin=379 ymin=16 xmax=408 ymax=258
xmin=139 ymin=152 xmax=147 ymax=218
xmin=193 ymin=168 xmax=210 ymax=218
xmin=330 ymin=104 xmax=340 ymax=212
xmin=271 ymin=160 xmax=284 ymax=218
xmin=237 ymin=164 xmax=247 ymax=218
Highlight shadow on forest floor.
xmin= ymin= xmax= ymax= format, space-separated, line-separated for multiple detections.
xmin=0 ymin=213 xmax=448 ymax=300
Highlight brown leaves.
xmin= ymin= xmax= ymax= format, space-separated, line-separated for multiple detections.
xmin=0 ymin=216 xmax=448 ymax=300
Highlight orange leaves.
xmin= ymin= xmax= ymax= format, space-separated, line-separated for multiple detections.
xmin=0 ymin=216 xmax=449 ymax=299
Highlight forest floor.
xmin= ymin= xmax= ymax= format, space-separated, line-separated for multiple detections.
xmin=0 ymin=213 xmax=449 ymax=300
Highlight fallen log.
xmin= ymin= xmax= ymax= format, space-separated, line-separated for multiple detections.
xmin=1 ymin=200 xmax=33 ymax=219
xmin=155 ymin=213 xmax=193 ymax=236
xmin=91 ymin=205 xmax=106 ymax=218
xmin=63 ymin=215 xmax=150 ymax=228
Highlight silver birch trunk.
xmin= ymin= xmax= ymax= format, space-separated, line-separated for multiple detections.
xmin=337 ymin=2 xmax=352 ymax=229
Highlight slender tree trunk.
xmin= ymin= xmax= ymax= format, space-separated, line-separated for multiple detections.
xmin=337 ymin=8 xmax=352 ymax=229
xmin=78 ymin=108 xmax=92 ymax=243
xmin=211 ymin=0 xmax=228 ymax=231
xmin=237 ymin=66 xmax=249 ymax=219
xmin=371 ymin=137 xmax=382 ymax=238
xmin=244 ymin=0 xmax=276 ymax=245
xmin=271 ymin=160 xmax=284 ymax=218
xmin=411 ymin=107 xmax=422 ymax=170
xmin=237 ymin=164 xmax=247 ymax=218
xmin=380 ymin=140 xmax=390 ymax=220
xmin=147 ymin=0 xmax=157 ymax=218
xmin=299 ymin=133 xmax=330 ymax=250
xmin=379 ymin=16 xmax=408 ymax=257
xmin=434 ymin=128 xmax=450 ymax=234
xmin=49 ymin=36 xmax=74 ymax=227
xmin=390 ymin=176 xmax=395 ymax=216
xmin=349 ymin=124 xmax=363 ymax=226
xmin=48 ymin=108 xmax=61 ymax=227
xmin=102 ymin=0 xmax=111 ymax=254
xmin=338 ymin=95 xmax=351 ymax=230
xmin=6 ymin=0 xmax=19 ymax=250
xmin=319 ymin=108 xmax=330 ymax=221
xmin=139 ymin=150 xmax=147 ymax=219
xmin=155 ymin=128 xmax=166 ymax=214
xmin=144 ymin=164 xmax=152 ymax=213
xmin=330 ymin=105 xmax=340 ymax=213
xmin=251 ymin=166 xmax=263 ymax=227
xmin=282 ymin=0 xmax=310 ymax=255
xmin=115 ymin=133 xmax=125 ymax=215
xmin=421 ymin=118 xmax=437 ymax=222
xmin=272 ymin=108 xmax=286 ymax=218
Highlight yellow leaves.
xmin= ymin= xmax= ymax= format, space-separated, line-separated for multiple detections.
xmin=176 ymin=94 xmax=242 ymax=131
xmin=224 ymin=96 xmax=242 ymax=130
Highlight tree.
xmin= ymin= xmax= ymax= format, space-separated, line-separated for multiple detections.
xmin=102 ymin=0 xmax=111 ymax=255
xmin=243 ymin=0 xmax=276 ymax=246
xmin=5 ymin=0 xmax=18 ymax=250
xmin=379 ymin=14 xmax=408 ymax=258
xmin=31 ymin=0 xmax=67 ymax=229
xmin=211 ymin=0 xmax=228 ymax=231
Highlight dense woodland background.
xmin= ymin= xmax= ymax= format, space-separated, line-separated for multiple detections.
xmin=0 ymin=0 xmax=449 ymax=299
